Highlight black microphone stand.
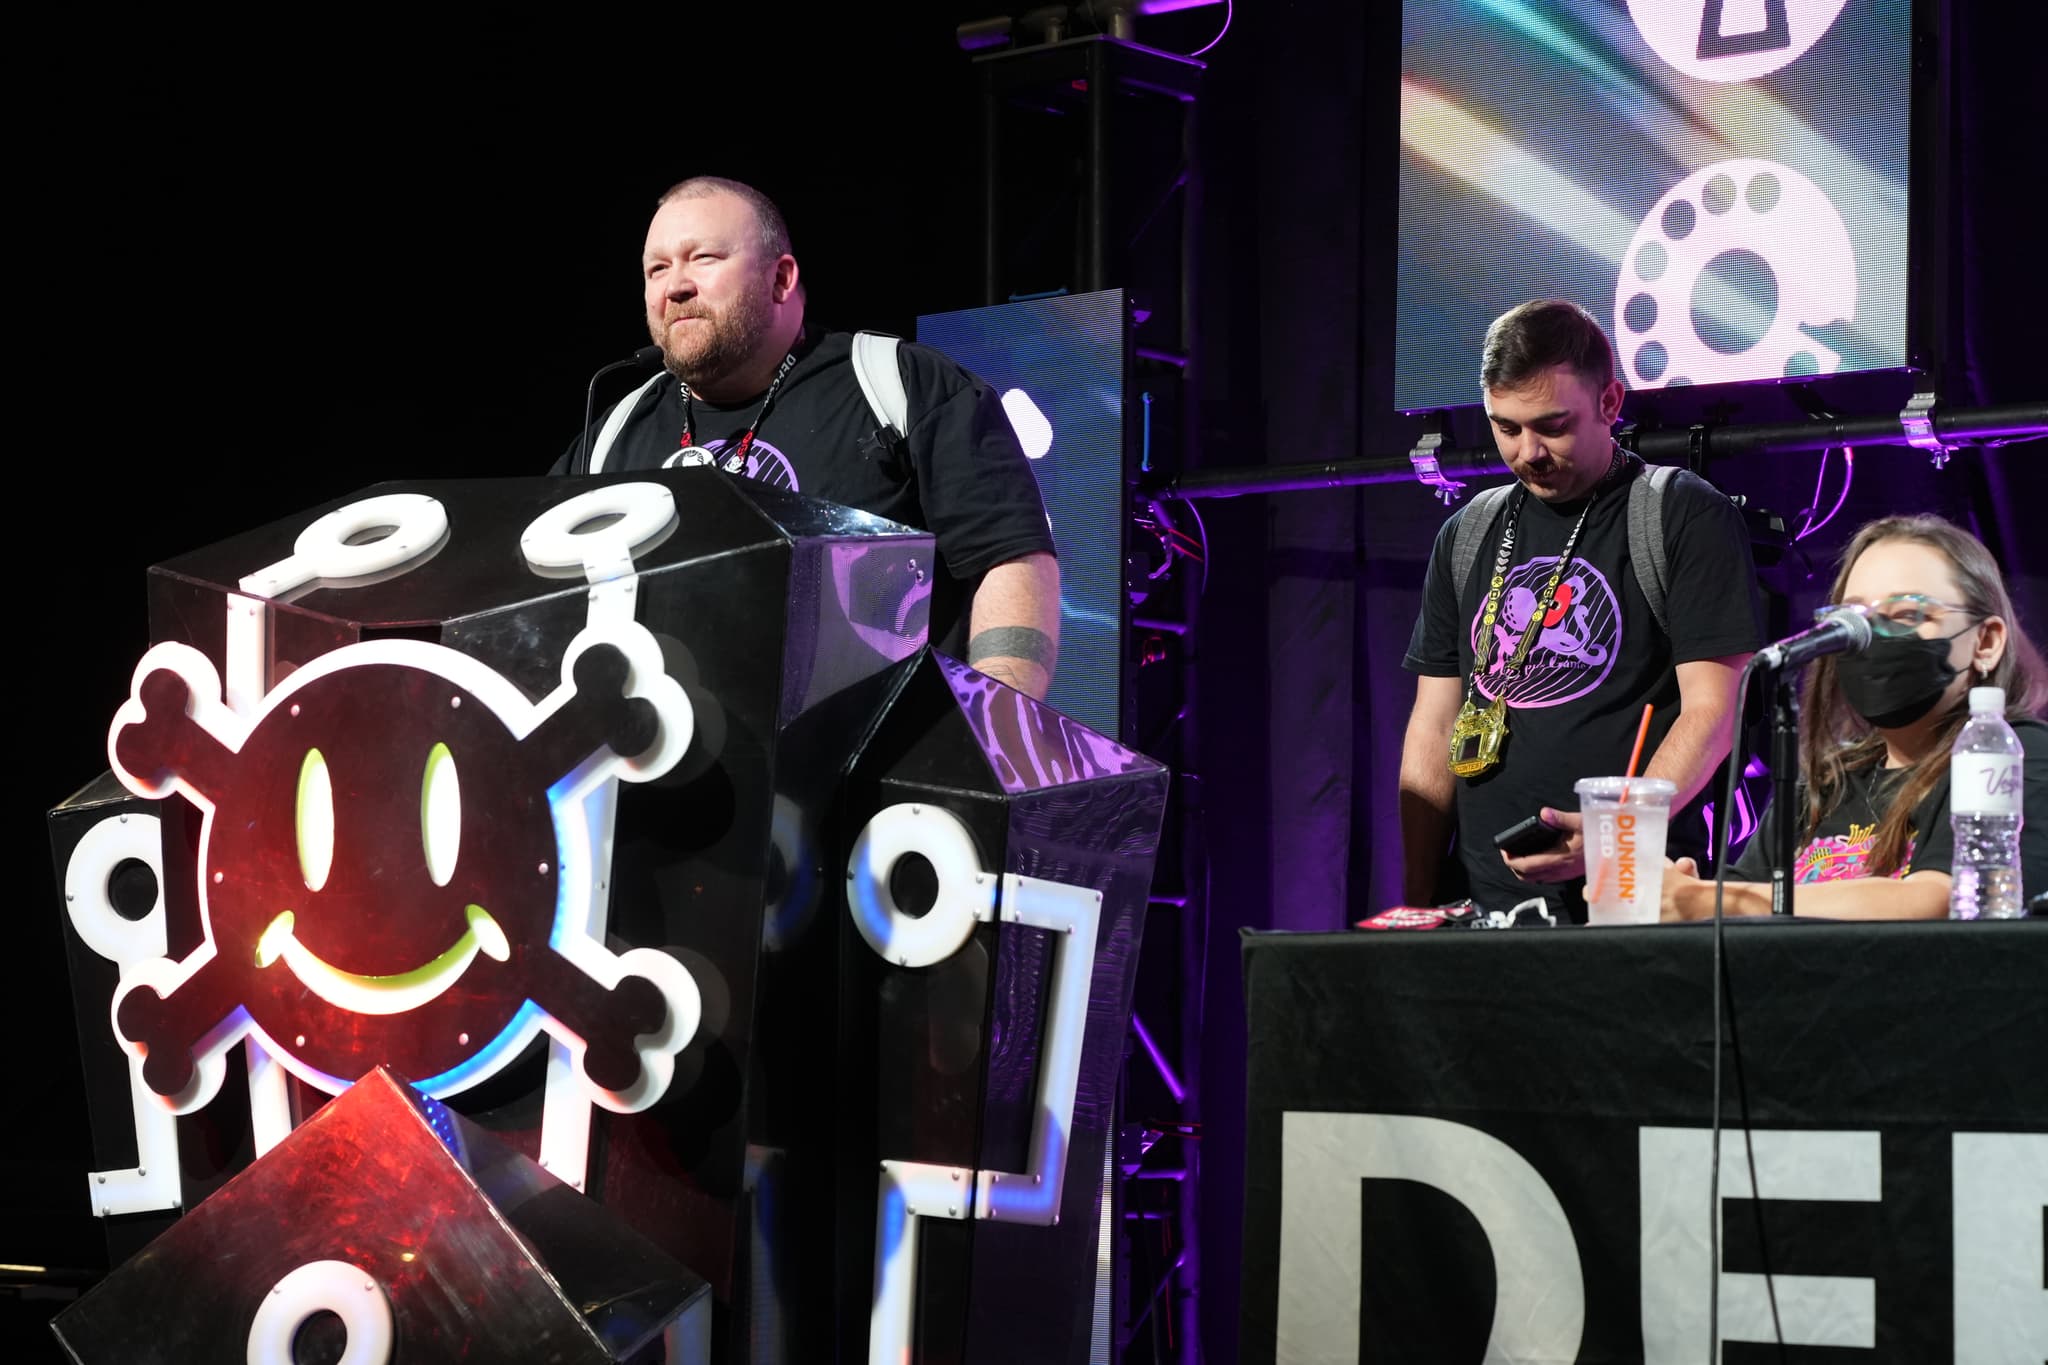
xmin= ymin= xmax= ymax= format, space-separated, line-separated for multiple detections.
xmin=1768 ymin=671 xmax=1799 ymax=916
xmin=576 ymin=347 xmax=664 ymax=475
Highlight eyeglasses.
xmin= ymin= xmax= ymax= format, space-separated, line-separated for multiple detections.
xmin=1817 ymin=593 xmax=1977 ymax=638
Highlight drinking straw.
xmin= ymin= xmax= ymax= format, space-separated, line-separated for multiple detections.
xmin=1620 ymin=703 xmax=1655 ymax=801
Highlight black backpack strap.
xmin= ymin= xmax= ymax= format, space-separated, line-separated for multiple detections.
xmin=1449 ymin=485 xmax=1515 ymax=598
xmin=1626 ymin=464 xmax=1677 ymax=635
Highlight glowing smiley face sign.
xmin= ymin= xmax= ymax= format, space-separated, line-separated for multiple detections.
xmin=106 ymin=623 xmax=698 ymax=1114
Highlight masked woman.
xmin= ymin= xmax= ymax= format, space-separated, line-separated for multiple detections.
xmin=1661 ymin=514 xmax=2048 ymax=920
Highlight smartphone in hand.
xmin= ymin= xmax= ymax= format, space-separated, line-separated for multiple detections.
xmin=1494 ymin=814 xmax=1566 ymax=858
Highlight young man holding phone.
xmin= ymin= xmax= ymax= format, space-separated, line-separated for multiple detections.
xmin=1396 ymin=301 xmax=1763 ymax=922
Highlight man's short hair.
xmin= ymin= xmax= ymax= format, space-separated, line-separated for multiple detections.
xmin=1480 ymin=300 xmax=1617 ymax=395
xmin=656 ymin=176 xmax=793 ymax=259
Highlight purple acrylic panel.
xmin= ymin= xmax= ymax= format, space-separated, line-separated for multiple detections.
xmin=779 ymin=537 xmax=932 ymax=730
xmin=936 ymin=653 xmax=1158 ymax=792
xmin=964 ymin=770 xmax=1169 ymax=1364
xmin=836 ymin=651 xmax=1169 ymax=1364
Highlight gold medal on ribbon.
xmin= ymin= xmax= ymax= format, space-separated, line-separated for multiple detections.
xmin=1448 ymin=696 xmax=1508 ymax=778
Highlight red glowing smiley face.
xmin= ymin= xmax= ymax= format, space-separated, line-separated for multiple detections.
xmin=108 ymin=632 xmax=697 ymax=1110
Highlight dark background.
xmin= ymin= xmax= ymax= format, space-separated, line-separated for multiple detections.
xmin=9 ymin=3 xmax=2044 ymax=1361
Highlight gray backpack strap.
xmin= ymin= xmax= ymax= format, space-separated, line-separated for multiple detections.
xmin=1627 ymin=463 xmax=1677 ymax=635
xmin=1449 ymin=485 xmax=1515 ymax=598
xmin=586 ymin=372 xmax=667 ymax=475
xmin=849 ymin=331 xmax=910 ymax=440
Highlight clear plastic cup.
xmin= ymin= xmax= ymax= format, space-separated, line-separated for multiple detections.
xmin=1574 ymin=776 xmax=1676 ymax=925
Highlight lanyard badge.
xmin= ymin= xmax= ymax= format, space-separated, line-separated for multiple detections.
xmin=1446 ymin=489 xmax=1598 ymax=779
xmin=675 ymin=350 xmax=800 ymax=475
xmin=1449 ymin=696 xmax=1509 ymax=778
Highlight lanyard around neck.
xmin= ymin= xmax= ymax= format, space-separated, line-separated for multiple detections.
xmin=678 ymin=350 xmax=798 ymax=472
xmin=1464 ymin=487 xmax=1599 ymax=700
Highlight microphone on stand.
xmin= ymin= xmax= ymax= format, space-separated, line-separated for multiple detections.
xmin=576 ymin=345 xmax=665 ymax=475
xmin=1755 ymin=605 xmax=1874 ymax=671
xmin=1744 ymin=605 xmax=1873 ymax=918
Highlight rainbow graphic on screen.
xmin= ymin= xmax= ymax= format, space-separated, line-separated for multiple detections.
xmin=1396 ymin=0 xmax=1909 ymax=411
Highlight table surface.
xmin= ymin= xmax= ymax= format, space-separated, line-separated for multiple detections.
xmin=1237 ymin=918 xmax=2048 ymax=1364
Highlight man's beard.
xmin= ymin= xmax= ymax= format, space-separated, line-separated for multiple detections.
xmin=650 ymin=285 xmax=774 ymax=393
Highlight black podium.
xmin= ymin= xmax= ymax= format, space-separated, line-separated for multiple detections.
xmin=48 ymin=473 xmax=1168 ymax=1363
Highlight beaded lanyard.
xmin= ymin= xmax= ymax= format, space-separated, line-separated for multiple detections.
xmin=1447 ymin=487 xmax=1599 ymax=778
xmin=675 ymin=349 xmax=799 ymax=474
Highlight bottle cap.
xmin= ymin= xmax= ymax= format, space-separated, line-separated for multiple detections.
xmin=1969 ymin=685 xmax=2006 ymax=714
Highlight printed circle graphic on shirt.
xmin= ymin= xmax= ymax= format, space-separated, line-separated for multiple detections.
xmin=1626 ymin=0 xmax=1850 ymax=83
xmin=1467 ymin=555 xmax=1622 ymax=708
xmin=663 ymin=438 xmax=800 ymax=490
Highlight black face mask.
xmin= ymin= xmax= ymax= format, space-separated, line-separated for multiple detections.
xmin=1834 ymin=630 xmax=1963 ymax=729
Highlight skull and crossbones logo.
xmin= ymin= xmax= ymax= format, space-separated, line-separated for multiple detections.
xmin=105 ymin=623 xmax=698 ymax=1114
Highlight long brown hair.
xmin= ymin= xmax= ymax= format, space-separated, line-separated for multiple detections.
xmin=1800 ymin=515 xmax=2048 ymax=874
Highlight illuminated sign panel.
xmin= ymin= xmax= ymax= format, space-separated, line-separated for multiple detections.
xmin=1396 ymin=0 xmax=1911 ymax=409
xmin=64 ymin=484 xmax=717 ymax=1208
xmin=106 ymin=626 xmax=698 ymax=1110
xmin=918 ymin=288 xmax=1130 ymax=741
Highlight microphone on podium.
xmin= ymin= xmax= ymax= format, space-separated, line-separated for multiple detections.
xmin=1755 ymin=605 xmax=1874 ymax=672
xmin=576 ymin=345 xmax=665 ymax=475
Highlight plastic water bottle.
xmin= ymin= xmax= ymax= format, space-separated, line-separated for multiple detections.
xmin=1949 ymin=686 xmax=2025 ymax=919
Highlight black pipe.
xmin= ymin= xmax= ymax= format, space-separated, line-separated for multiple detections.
xmin=982 ymin=67 xmax=1003 ymax=306
xmin=1086 ymin=41 xmax=1111 ymax=293
xmin=1630 ymin=401 xmax=2048 ymax=460
xmin=1157 ymin=451 xmax=1506 ymax=497
xmin=1150 ymin=402 xmax=2048 ymax=500
xmin=1768 ymin=673 xmax=1800 ymax=917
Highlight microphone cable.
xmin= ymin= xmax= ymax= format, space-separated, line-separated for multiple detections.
xmin=1708 ymin=653 xmax=1789 ymax=1361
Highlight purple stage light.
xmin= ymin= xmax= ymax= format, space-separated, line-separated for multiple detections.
xmin=1132 ymin=1010 xmax=1187 ymax=1103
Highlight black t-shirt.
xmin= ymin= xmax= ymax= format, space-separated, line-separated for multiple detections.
xmin=1403 ymin=458 xmax=1764 ymax=919
xmin=553 ymin=328 xmax=1055 ymax=655
xmin=1730 ymin=716 xmax=2048 ymax=892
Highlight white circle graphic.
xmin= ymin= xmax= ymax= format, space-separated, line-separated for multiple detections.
xmin=241 ymin=494 xmax=449 ymax=598
xmin=520 ymin=481 xmax=675 ymax=571
xmin=845 ymin=803 xmax=994 ymax=968
xmin=1627 ymin=0 xmax=1850 ymax=83
xmin=1615 ymin=158 xmax=1856 ymax=390
xmin=246 ymin=1259 xmax=394 ymax=1365
xmin=295 ymin=494 xmax=448 ymax=583
xmin=64 ymin=812 xmax=167 ymax=965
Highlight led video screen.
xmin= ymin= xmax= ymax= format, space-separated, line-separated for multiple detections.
xmin=918 ymin=289 xmax=1128 ymax=740
xmin=1396 ymin=0 xmax=1912 ymax=412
